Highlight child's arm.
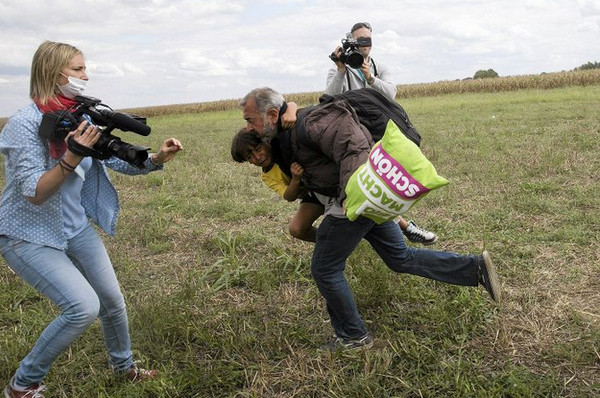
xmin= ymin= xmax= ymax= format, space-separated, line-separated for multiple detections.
xmin=283 ymin=162 xmax=304 ymax=202
xmin=281 ymin=102 xmax=299 ymax=129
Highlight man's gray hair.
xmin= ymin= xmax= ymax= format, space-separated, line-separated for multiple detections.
xmin=239 ymin=87 xmax=285 ymax=116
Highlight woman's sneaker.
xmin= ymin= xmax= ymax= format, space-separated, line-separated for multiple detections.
xmin=4 ymin=379 xmax=45 ymax=398
xmin=125 ymin=366 xmax=158 ymax=382
xmin=319 ymin=334 xmax=373 ymax=352
xmin=403 ymin=221 xmax=438 ymax=245
xmin=112 ymin=364 xmax=158 ymax=383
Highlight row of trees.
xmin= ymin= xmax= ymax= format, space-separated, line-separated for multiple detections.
xmin=574 ymin=61 xmax=600 ymax=71
xmin=473 ymin=61 xmax=600 ymax=79
xmin=473 ymin=69 xmax=499 ymax=79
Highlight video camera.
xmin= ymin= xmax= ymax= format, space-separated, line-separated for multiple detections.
xmin=39 ymin=95 xmax=152 ymax=168
xmin=329 ymin=36 xmax=371 ymax=69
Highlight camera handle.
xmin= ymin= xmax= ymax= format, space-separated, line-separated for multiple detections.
xmin=67 ymin=136 xmax=110 ymax=159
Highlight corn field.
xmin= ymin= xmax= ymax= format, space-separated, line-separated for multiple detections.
xmin=1 ymin=69 xmax=599 ymax=127
xmin=124 ymin=69 xmax=600 ymax=117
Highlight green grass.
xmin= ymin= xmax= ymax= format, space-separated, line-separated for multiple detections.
xmin=1 ymin=86 xmax=599 ymax=397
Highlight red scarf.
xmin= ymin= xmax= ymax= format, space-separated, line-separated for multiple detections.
xmin=34 ymin=95 xmax=80 ymax=159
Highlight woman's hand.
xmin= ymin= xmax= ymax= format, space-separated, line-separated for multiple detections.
xmin=65 ymin=120 xmax=101 ymax=148
xmin=151 ymin=138 xmax=183 ymax=165
xmin=63 ymin=120 xmax=102 ymax=164
xmin=28 ymin=121 xmax=101 ymax=205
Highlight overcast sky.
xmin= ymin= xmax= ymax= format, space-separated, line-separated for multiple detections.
xmin=1 ymin=0 xmax=599 ymax=117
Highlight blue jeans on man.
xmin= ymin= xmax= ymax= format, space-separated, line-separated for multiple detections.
xmin=311 ymin=216 xmax=480 ymax=340
xmin=0 ymin=223 xmax=133 ymax=387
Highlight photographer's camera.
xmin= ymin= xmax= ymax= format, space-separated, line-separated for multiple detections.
xmin=39 ymin=95 xmax=152 ymax=168
xmin=329 ymin=36 xmax=371 ymax=69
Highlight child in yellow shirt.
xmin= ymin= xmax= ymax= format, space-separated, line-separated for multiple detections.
xmin=232 ymin=128 xmax=323 ymax=242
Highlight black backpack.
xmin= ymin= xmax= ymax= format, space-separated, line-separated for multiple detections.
xmin=282 ymin=88 xmax=423 ymax=197
xmin=316 ymin=88 xmax=421 ymax=147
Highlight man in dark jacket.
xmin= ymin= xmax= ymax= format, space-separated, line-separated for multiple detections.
xmin=239 ymin=87 xmax=501 ymax=351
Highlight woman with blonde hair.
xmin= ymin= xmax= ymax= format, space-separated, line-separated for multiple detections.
xmin=0 ymin=40 xmax=182 ymax=397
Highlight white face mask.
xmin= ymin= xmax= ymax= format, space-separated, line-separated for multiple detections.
xmin=57 ymin=73 xmax=87 ymax=99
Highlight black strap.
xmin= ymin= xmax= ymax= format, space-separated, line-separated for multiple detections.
xmin=291 ymin=105 xmax=319 ymax=158
xmin=270 ymin=137 xmax=291 ymax=178
xmin=293 ymin=106 xmax=341 ymax=197
xmin=67 ymin=136 xmax=109 ymax=159
xmin=360 ymin=89 xmax=421 ymax=146
xmin=345 ymin=58 xmax=378 ymax=90
xmin=276 ymin=102 xmax=288 ymax=131
xmin=319 ymin=88 xmax=422 ymax=147
xmin=346 ymin=70 xmax=353 ymax=91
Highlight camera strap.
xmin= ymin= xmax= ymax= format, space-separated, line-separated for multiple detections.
xmin=345 ymin=58 xmax=378 ymax=90
xmin=371 ymin=58 xmax=378 ymax=77
xmin=346 ymin=71 xmax=353 ymax=90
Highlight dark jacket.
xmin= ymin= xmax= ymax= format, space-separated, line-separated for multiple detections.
xmin=276 ymin=101 xmax=373 ymax=200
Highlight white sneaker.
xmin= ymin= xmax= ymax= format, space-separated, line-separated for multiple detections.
xmin=403 ymin=221 xmax=438 ymax=245
xmin=4 ymin=377 xmax=45 ymax=398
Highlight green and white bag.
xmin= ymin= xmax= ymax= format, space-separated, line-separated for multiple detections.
xmin=345 ymin=120 xmax=449 ymax=223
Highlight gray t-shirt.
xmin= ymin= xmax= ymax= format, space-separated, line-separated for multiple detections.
xmin=314 ymin=192 xmax=347 ymax=218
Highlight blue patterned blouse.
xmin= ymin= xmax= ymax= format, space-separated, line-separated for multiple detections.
xmin=0 ymin=103 xmax=162 ymax=249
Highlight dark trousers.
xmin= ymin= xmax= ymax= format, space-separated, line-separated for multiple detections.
xmin=311 ymin=216 xmax=480 ymax=340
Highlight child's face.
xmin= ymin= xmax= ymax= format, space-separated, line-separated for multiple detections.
xmin=246 ymin=143 xmax=272 ymax=168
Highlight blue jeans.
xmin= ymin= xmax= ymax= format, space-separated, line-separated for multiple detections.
xmin=0 ymin=224 xmax=133 ymax=386
xmin=311 ymin=216 xmax=480 ymax=340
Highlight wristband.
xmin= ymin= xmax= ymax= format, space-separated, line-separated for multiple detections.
xmin=58 ymin=160 xmax=75 ymax=175
xmin=61 ymin=158 xmax=77 ymax=171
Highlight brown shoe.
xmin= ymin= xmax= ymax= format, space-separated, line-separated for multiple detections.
xmin=4 ymin=381 xmax=46 ymax=398
xmin=479 ymin=250 xmax=501 ymax=302
xmin=125 ymin=366 xmax=158 ymax=382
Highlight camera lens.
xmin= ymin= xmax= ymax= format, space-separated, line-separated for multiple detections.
xmin=346 ymin=52 xmax=364 ymax=69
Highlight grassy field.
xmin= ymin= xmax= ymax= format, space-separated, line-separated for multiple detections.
xmin=0 ymin=84 xmax=599 ymax=397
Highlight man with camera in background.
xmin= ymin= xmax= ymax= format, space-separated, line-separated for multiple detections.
xmin=326 ymin=22 xmax=437 ymax=245
xmin=325 ymin=22 xmax=397 ymax=101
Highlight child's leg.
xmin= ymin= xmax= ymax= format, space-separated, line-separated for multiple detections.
xmin=289 ymin=202 xmax=324 ymax=242
xmin=397 ymin=216 xmax=409 ymax=230
xmin=398 ymin=217 xmax=439 ymax=245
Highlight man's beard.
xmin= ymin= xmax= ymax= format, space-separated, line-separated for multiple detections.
xmin=263 ymin=119 xmax=278 ymax=139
